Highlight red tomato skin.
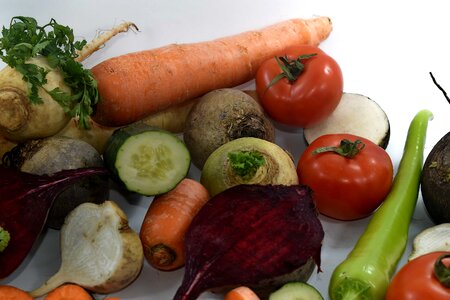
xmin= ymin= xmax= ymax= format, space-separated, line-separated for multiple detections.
xmin=255 ymin=45 xmax=343 ymax=128
xmin=385 ymin=251 xmax=450 ymax=300
xmin=296 ymin=134 xmax=393 ymax=220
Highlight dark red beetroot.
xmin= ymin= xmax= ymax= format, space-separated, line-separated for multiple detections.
xmin=0 ymin=166 xmax=109 ymax=279
xmin=173 ymin=184 xmax=324 ymax=300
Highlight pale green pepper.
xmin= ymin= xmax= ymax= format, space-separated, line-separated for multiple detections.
xmin=329 ymin=109 xmax=433 ymax=300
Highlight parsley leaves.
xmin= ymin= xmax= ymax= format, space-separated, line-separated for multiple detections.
xmin=0 ymin=16 xmax=98 ymax=129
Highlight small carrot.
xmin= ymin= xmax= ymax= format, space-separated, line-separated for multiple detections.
xmin=140 ymin=178 xmax=210 ymax=271
xmin=224 ymin=286 xmax=261 ymax=300
xmin=0 ymin=285 xmax=33 ymax=300
xmin=44 ymin=284 xmax=93 ymax=300
xmin=91 ymin=16 xmax=332 ymax=126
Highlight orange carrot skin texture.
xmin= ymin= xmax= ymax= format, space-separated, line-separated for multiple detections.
xmin=140 ymin=178 xmax=210 ymax=271
xmin=44 ymin=284 xmax=93 ymax=300
xmin=91 ymin=17 xmax=332 ymax=126
xmin=224 ymin=286 xmax=261 ymax=300
xmin=0 ymin=285 xmax=33 ymax=300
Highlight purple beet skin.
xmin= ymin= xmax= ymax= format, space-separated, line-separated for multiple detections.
xmin=0 ymin=166 xmax=109 ymax=279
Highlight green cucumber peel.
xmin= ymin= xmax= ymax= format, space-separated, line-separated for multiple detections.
xmin=329 ymin=109 xmax=433 ymax=300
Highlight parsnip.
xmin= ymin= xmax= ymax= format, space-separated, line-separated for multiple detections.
xmin=56 ymin=98 xmax=195 ymax=154
xmin=0 ymin=57 xmax=71 ymax=142
xmin=0 ymin=20 xmax=136 ymax=143
xmin=29 ymin=201 xmax=144 ymax=297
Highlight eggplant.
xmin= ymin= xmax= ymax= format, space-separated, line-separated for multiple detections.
xmin=421 ymin=131 xmax=450 ymax=224
xmin=173 ymin=184 xmax=324 ymax=300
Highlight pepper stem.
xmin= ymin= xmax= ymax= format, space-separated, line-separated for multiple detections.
xmin=434 ymin=253 xmax=450 ymax=288
xmin=313 ymin=139 xmax=366 ymax=158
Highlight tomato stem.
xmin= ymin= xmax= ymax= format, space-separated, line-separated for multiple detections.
xmin=434 ymin=253 xmax=450 ymax=288
xmin=267 ymin=53 xmax=317 ymax=88
xmin=313 ymin=139 xmax=365 ymax=158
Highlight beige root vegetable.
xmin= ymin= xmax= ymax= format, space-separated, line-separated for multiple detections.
xmin=0 ymin=21 xmax=136 ymax=143
xmin=0 ymin=57 xmax=71 ymax=142
xmin=201 ymin=137 xmax=299 ymax=196
xmin=29 ymin=201 xmax=144 ymax=297
xmin=56 ymin=98 xmax=196 ymax=153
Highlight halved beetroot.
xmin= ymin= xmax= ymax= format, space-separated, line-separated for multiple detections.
xmin=173 ymin=184 xmax=324 ymax=300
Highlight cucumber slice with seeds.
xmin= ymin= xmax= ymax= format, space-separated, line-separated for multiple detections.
xmin=104 ymin=123 xmax=190 ymax=196
xmin=269 ymin=282 xmax=324 ymax=300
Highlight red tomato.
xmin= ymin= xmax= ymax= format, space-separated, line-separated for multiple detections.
xmin=296 ymin=133 xmax=393 ymax=220
xmin=255 ymin=45 xmax=343 ymax=128
xmin=385 ymin=252 xmax=450 ymax=300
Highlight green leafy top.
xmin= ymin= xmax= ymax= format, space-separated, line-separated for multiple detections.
xmin=0 ymin=226 xmax=10 ymax=252
xmin=0 ymin=16 xmax=98 ymax=129
xmin=228 ymin=150 xmax=266 ymax=180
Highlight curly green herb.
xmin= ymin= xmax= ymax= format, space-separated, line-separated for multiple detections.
xmin=0 ymin=16 xmax=98 ymax=129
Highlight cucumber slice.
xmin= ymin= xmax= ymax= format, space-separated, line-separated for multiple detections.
xmin=104 ymin=123 xmax=190 ymax=196
xmin=303 ymin=93 xmax=390 ymax=149
xmin=269 ymin=282 xmax=324 ymax=300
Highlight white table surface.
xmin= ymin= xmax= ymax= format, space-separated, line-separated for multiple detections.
xmin=1 ymin=0 xmax=449 ymax=299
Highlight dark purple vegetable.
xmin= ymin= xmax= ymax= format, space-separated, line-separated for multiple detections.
xmin=0 ymin=166 xmax=109 ymax=279
xmin=173 ymin=184 xmax=324 ymax=300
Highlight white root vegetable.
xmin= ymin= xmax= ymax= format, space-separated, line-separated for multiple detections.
xmin=0 ymin=57 xmax=71 ymax=142
xmin=0 ymin=21 xmax=136 ymax=143
xmin=29 ymin=201 xmax=144 ymax=297
xmin=409 ymin=223 xmax=450 ymax=261
xmin=303 ymin=93 xmax=391 ymax=149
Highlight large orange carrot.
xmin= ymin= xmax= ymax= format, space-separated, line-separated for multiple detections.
xmin=44 ymin=284 xmax=93 ymax=300
xmin=0 ymin=285 xmax=33 ymax=300
xmin=224 ymin=286 xmax=261 ymax=300
xmin=91 ymin=17 xmax=332 ymax=126
xmin=140 ymin=178 xmax=210 ymax=271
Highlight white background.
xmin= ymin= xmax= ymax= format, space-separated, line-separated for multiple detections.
xmin=1 ymin=0 xmax=449 ymax=299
